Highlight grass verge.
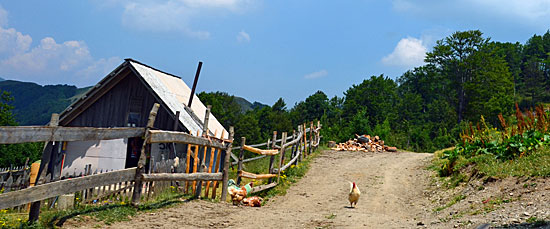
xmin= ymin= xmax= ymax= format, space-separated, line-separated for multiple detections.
xmin=0 ymin=189 xmax=192 ymax=228
xmin=431 ymin=145 xmax=550 ymax=183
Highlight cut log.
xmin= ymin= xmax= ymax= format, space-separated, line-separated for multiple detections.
xmin=242 ymin=145 xmax=279 ymax=155
xmin=238 ymin=171 xmax=277 ymax=179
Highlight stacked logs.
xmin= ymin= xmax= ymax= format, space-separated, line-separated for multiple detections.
xmin=330 ymin=134 xmax=397 ymax=152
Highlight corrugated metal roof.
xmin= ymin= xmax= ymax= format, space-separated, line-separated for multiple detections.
xmin=129 ymin=60 xmax=228 ymax=138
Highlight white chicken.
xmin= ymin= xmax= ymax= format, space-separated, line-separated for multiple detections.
xmin=348 ymin=182 xmax=360 ymax=208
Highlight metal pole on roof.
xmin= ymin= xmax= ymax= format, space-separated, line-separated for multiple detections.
xmin=188 ymin=61 xmax=203 ymax=107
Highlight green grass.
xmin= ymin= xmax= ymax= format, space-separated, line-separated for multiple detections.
xmin=433 ymin=194 xmax=465 ymax=212
xmin=1 ymin=189 xmax=191 ymax=228
xmin=431 ymin=145 xmax=550 ymax=184
xmin=468 ymin=146 xmax=550 ymax=177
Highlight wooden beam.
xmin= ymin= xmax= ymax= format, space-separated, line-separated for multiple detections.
xmin=0 ymin=126 xmax=145 ymax=144
xmin=249 ymin=182 xmax=277 ymax=194
xmin=242 ymin=145 xmax=279 ymax=156
xmin=132 ymin=103 xmax=159 ymax=206
xmin=147 ymin=130 xmax=225 ymax=149
xmin=277 ymin=132 xmax=287 ymax=184
xmin=268 ymin=131 xmax=277 ymax=183
xmin=220 ymin=126 xmax=234 ymax=202
xmin=0 ymin=168 xmax=136 ymax=210
xmin=141 ymin=172 xmax=222 ymax=182
xmin=273 ymin=150 xmax=300 ymax=174
xmin=236 ymin=137 xmax=245 ymax=185
xmin=231 ymin=155 xmax=266 ymax=166
xmin=238 ymin=171 xmax=277 ymax=179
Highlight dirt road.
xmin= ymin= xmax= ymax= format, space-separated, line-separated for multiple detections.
xmin=105 ymin=150 xmax=434 ymax=228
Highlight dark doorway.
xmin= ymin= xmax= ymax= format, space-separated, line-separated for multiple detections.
xmin=125 ymin=137 xmax=142 ymax=168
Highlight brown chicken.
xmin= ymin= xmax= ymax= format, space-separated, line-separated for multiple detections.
xmin=228 ymin=186 xmax=247 ymax=205
xmin=242 ymin=196 xmax=263 ymax=207
xmin=348 ymin=182 xmax=361 ymax=208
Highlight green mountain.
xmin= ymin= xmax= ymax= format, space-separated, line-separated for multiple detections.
xmin=0 ymin=79 xmax=262 ymax=126
xmin=0 ymin=80 xmax=91 ymax=125
xmin=234 ymin=96 xmax=268 ymax=112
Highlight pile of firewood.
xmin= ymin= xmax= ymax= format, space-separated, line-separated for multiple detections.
xmin=330 ymin=134 xmax=397 ymax=152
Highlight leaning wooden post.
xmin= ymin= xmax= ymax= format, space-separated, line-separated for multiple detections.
xmin=267 ymin=131 xmax=277 ymax=183
xmin=236 ymin=137 xmax=246 ymax=186
xmin=131 ymin=103 xmax=159 ymax=206
xmin=277 ymin=132 xmax=287 ymax=184
xmin=195 ymin=105 xmax=211 ymax=198
xmin=28 ymin=113 xmax=59 ymax=222
xmin=221 ymin=126 xmax=234 ymax=202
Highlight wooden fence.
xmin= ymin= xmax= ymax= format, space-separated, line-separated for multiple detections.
xmin=234 ymin=121 xmax=321 ymax=195
xmin=0 ymin=163 xmax=30 ymax=194
xmin=0 ymin=103 xmax=235 ymax=222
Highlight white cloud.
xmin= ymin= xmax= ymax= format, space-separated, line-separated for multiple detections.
xmin=112 ymin=0 xmax=253 ymax=39
xmin=0 ymin=5 xmax=121 ymax=86
xmin=382 ymin=37 xmax=427 ymax=68
xmin=237 ymin=30 xmax=250 ymax=42
xmin=304 ymin=69 xmax=328 ymax=79
xmin=0 ymin=27 xmax=32 ymax=58
xmin=392 ymin=0 xmax=550 ymax=28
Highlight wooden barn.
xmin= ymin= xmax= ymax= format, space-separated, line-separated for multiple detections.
xmin=41 ymin=59 xmax=227 ymax=179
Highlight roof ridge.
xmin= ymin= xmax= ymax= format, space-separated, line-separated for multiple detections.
xmin=125 ymin=58 xmax=181 ymax=79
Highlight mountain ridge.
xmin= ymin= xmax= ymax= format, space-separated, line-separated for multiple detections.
xmin=0 ymin=79 xmax=264 ymax=125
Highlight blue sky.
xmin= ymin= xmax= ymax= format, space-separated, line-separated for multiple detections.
xmin=1 ymin=1 xmax=549 ymax=106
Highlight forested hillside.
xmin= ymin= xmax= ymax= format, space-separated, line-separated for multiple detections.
xmin=200 ymin=30 xmax=550 ymax=153
xmin=0 ymin=80 xmax=91 ymax=125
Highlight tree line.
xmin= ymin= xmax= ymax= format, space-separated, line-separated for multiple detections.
xmin=200 ymin=30 xmax=550 ymax=153
xmin=1 ymin=29 xmax=549 ymax=167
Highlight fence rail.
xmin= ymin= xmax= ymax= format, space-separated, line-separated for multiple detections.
xmin=0 ymin=168 xmax=136 ymax=209
xmin=0 ymin=102 xmax=321 ymax=221
xmin=0 ymin=126 xmax=145 ymax=144
xmin=234 ymin=121 xmax=322 ymax=196
xmin=0 ymin=103 xmax=234 ymax=223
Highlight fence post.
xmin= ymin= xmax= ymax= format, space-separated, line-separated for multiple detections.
xmin=318 ymin=121 xmax=322 ymax=150
xmin=131 ymin=103 xmax=159 ymax=206
xmin=309 ymin=121 xmax=314 ymax=155
xmin=304 ymin=125 xmax=308 ymax=154
xmin=194 ymin=105 xmax=211 ymax=198
xmin=28 ymin=113 xmax=59 ymax=222
xmin=277 ymin=132 xmax=287 ymax=184
xmin=297 ymin=126 xmax=303 ymax=163
xmin=290 ymin=130 xmax=296 ymax=164
xmin=268 ymin=131 xmax=277 ymax=183
xmin=236 ymin=137 xmax=246 ymax=186
xmin=221 ymin=126 xmax=234 ymax=202
xmin=293 ymin=129 xmax=299 ymax=166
